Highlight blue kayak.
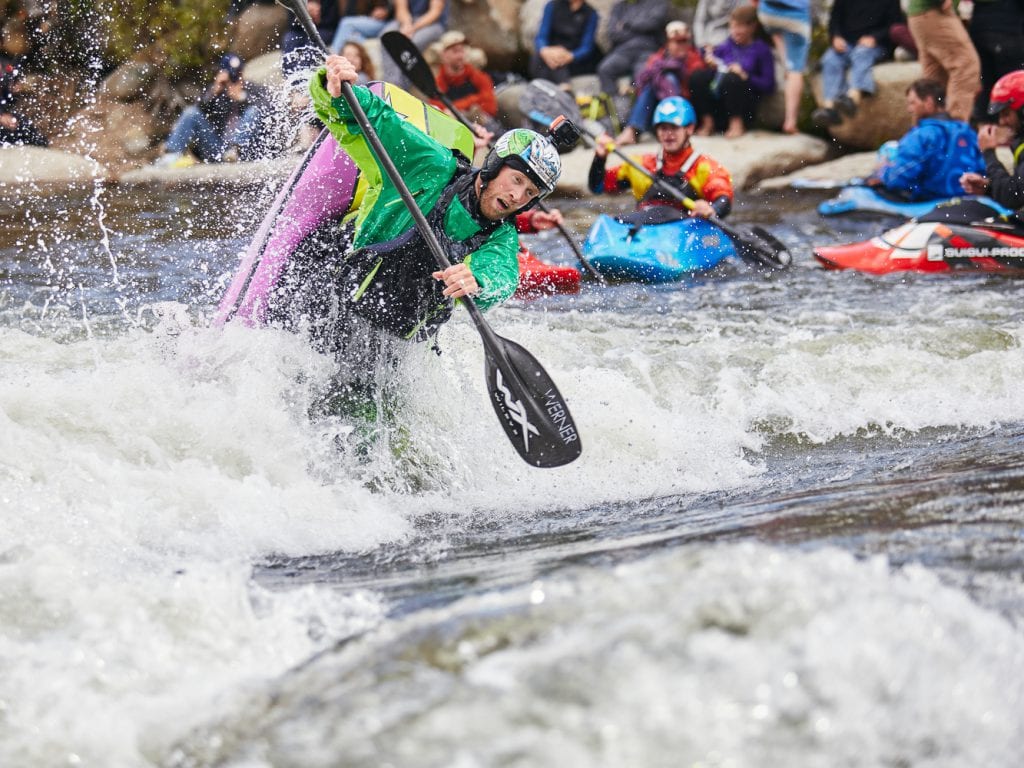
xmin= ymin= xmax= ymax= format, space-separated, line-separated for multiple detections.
xmin=815 ymin=186 xmax=1006 ymax=219
xmin=582 ymin=209 xmax=737 ymax=283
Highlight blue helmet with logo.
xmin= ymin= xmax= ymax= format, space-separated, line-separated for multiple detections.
xmin=653 ymin=96 xmax=697 ymax=128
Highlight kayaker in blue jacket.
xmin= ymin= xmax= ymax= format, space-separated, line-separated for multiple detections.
xmin=867 ymin=78 xmax=984 ymax=201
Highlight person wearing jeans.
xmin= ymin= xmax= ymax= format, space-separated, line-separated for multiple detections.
xmin=156 ymin=54 xmax=272 ymax=165
xmin=812 ymin=0 xmax=902 ymax=126
xmin=379 ymin=0 xmax=448 ymax=90
xmin=330 ymin=0 xmax=392 ymax=51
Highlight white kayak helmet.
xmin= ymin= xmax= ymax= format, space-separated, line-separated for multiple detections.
xmin=479 ymin=128 xmax=562 ymax=204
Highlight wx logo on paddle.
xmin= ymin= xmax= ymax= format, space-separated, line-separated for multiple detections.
xmin=494 ymin=369 xmax=540 ymax=451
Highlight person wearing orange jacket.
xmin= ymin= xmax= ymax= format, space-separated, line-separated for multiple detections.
xmin=428 ymin=30 xmax=499 ymax=130
xmin=587 ymin=95 xmax=733 ymax=218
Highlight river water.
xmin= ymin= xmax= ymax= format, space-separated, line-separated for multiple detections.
xmin=1 ymin=177 xmax=1023 ymax=767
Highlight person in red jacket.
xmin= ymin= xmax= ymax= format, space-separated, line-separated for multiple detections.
xmin=588 ymin=95 xmax=733 ymax=218
xmin=429 ymin=30 xmax=500 ymax=132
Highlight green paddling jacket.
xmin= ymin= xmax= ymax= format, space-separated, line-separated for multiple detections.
xmin=309 ymin=71 xmax=520 ymax=313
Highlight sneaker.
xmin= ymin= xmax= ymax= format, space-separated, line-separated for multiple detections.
xmin=836 ymin=94 xmax=858 ymax=117
xmin=221 ymin=145 xmax=240 ymax=163
xmin=153 ymin=151 xmax=197 ymax=169
xmin=893 ymin=46 xmax=914 ymax=62
xmin=812 ymin=106 xmax=842 ymax=126
xmin=153 ymin=151 xmax=182 ymax=168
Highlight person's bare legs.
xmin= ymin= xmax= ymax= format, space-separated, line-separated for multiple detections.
xmin=697 ymin=114 xmax=715 ymax=136
xmin=724 ymin=115 xmax=745 ymax=138
xmin=771 ymin=32 xmax=803 ymax=134
xmin=782 ymin=71 xmax=802 ymax=133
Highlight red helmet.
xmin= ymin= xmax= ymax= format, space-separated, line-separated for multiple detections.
xmin=988 ymin=70 xmax=1024 ymax=115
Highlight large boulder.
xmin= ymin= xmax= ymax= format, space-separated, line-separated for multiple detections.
xmin=449 ymin=0 xmax=523 ymax=72
xmin=555 ymin=130 xmax=830 ymax=196
xmin=53 ymin=99 xmax=161 ymax=171
xmin=99 ymin=61 xmax=159 ymax=102
xmin=243 ymin=51 xmax=286 ymax=90
xmin=0 ymin=146 xmax=108 ymax=186
xmin=231 ymin=3 xmax=291 ymax=62
xmin=812 ymin=61 xmax=921 ymax=150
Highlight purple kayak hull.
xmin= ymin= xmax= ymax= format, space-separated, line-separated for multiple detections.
xmin=214 ymin=128 xmax=359 ymax=326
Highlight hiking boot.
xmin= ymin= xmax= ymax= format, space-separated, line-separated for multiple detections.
xmin=812 ymin=106 xmax=842 ymax=126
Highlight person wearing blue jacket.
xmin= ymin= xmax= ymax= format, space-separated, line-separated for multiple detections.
xmin=868 ymin=78 xmax=984 ymax=201
xmin=530 ymin=0 xmax=601 ymax=86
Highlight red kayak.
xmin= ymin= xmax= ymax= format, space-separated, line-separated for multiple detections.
xmin=514 ymin=247 xmax=581 ymax=298
xmin=815 ymin=219 xmax=1024 ymax=276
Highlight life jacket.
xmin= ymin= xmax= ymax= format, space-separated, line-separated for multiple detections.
xmin=343 ymin=156 xmax=499 ymax=341
xmin=639 ymin=148 xmax=700 ymax=208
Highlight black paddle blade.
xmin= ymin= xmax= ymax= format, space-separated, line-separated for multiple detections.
xmin=484 ymin=336 xmax=581 ymax=468
xmin=381 ymin=31 xmax=440 ymax=98
xmin=731 ymin=225 xmax=793 ymax=270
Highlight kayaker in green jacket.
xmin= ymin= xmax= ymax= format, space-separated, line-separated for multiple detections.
xmin=287 ymin=52 xmax=562 ymax=346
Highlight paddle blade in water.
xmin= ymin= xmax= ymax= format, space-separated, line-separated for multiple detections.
xmin=730 ymin=224 xmax=793 ymax=270
xmin=484 ymin=336 xmax=582 ymax=468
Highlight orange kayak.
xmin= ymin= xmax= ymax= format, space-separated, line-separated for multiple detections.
xmin=514 ymin=247 xmax=581 ymax=298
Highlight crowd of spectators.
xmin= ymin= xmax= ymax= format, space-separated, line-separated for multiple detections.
xmin=3 ymin=0 xmax=1023 ymax=166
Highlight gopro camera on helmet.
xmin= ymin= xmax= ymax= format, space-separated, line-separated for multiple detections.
xmin=546 ymin=115 xmax=582 ymax=152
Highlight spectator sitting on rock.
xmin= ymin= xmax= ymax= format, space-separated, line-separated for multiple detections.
xmin=282 ymin=1 xmax=341 ymax=78
xmin=689 ymin=5 xmax=775 ymax=139
xmin=529 ymin=0 xmax=601 ymax=89
xmin=379 ymin=0 xmax=449 ymax=91
xmin=595 ymin=0 xmax=669 ymax=100
xmin=428 ymin=30 xmax=502 ymax=134
xmin=615 ymin=20 xmax=706 ymax=145
xmin=0 ymin=58 xmax=47 ymax=147
xmin=867 ymin=78 xmax=984 ymax=201
xmin=153 ymin=54 xmax=273 ymax=167
xmin=812 ymin=0 xmax=903 ymax=127
xmin=330 ymin=0 xmax=393 ymax=51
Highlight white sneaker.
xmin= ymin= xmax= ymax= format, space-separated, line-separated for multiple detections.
xmin=153 ymin=151 xmax=183 ymax=168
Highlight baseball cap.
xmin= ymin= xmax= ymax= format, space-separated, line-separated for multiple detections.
xmin=666 ymin=21 xmax=690 ymax=40
xmin=438 ymin=30 xmax=467 ymax=50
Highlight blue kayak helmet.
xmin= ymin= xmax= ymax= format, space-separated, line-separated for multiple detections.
xmin=652 ymin=96 xmax=697 ymax=128
xmin=479 ymin=128 xmax=562 ymax=208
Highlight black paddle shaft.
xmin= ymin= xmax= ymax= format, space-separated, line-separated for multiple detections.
xmin=279 ymin=0 xmax=582 ymax=467
xmin=380 ymin=31 xmax=607 ymax=285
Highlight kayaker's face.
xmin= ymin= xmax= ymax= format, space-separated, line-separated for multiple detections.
xmin=906 ymin=90 xmax=938 ymax=123
xmin=655 ymin=123 xmax=693 ymax=153
xmin=477 ymin=165 xmax=541 ymax=221
xmin=998 ymin=107 xmax=1021 ymax=135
